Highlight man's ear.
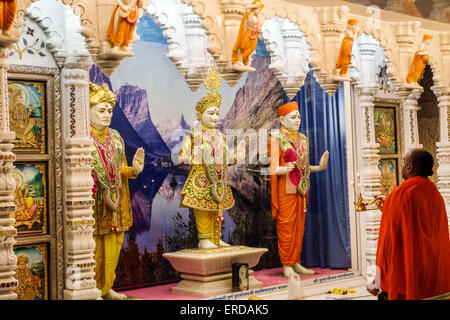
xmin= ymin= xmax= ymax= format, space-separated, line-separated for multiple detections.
xmin=407 ymin=162 xmax=414 ymax=173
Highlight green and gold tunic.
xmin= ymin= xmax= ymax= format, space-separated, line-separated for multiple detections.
xmin=91 ymin=127 xmax=136 ymax=235
xmin=179 ymin=127 xmax=235 ymax=211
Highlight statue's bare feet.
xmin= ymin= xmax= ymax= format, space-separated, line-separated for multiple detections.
xmin=293 ymin=262 xmax=315 ymax=275
xmin=282 ymin=265 xmax=295 ymax=278
xmin=102 ymin=289 xmax=127 ymax=300
xmin=198 ymin=239 xmax=218 ymax=249
xmin=219 ymin=239 xmax=230 ymax=247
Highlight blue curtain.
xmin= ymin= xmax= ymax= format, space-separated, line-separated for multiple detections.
xmin=285 ymin=71 xmax=351 ymax=269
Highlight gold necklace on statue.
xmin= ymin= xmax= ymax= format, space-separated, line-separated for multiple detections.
xmin=90 ymin=126 xmax=108 ymax=143
xmin=281 ymin=126 xmax=298 ymax=142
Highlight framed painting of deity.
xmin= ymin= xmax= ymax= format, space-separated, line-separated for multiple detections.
xmin=13 ymin=243 xmax=49 ymax=300
xmin=12 ymin=162 xmax=47 ymax=236
xmin=378 ymin=159 xmax=398 ymax=196
xmin=374 ymin=106 xmax=397 ymax=154
xmin=7 ymin=79 xmax=46 ymax=153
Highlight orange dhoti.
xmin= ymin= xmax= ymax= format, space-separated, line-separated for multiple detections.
xmin=107 ymin=5 xmax=138 ymax=47
xmin=0 ymin=0 xmax=17 ymax=31
xmin=275 ymin=185 xmax=307 ymax=266
xmin=335 ymin=37 xmax=354 ymax=76
xmin=269 ymin=137 xmax=308 ymax=266
xmin=406 ymin=51 xmax=429 ymax=84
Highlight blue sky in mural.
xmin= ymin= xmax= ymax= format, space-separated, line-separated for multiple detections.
xmin=136 ymin=15 xmax=168 ymax=44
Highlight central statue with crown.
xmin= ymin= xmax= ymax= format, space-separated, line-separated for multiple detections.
xmin=178 ymin=66 xmax=244 ymax=250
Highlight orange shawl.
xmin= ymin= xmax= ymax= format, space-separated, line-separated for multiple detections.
xmin=376 ymin=176 xmax=450 ymax=300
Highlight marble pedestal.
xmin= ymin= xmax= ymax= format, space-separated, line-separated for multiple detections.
xmin=163 ymin=246 xmax=268 ymax=297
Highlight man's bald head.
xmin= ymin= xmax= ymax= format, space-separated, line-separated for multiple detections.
xmin=401 ymin=149 xmax=434 ymax=180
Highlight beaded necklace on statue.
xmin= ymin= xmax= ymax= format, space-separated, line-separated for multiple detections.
xmin=278 ymin=126 xmax=310 ymax=197
xmin=90 ymin=126 xmax=124 ymax=211
xmin=198 ymin=126 xmax=228 ymax=204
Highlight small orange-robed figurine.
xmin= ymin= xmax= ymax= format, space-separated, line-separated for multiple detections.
xmin=107 ymin=0 xmax=143 ymax=50
xmin=0 ymin=0 xmax=17 ymax=35
xmin=335 ymin=19 xmax=359 ymax=78
xmin=406 ymin=34 xmax=433 ymax=87
xmin=231 ymin=0 xmax=264 ymax=73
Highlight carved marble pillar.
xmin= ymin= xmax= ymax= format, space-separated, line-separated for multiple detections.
xmin=180 ymin=3 xmax=212 ymax=91
xmin=356 ymin=36 xmax=381 ymax=198
xmin=399 ymin=88 xmax=423 ymax=152
xmin=356 ymin=86 xmax=382 ymax=279
xmin=0 ymin=41 xmax=18 ymax=300
xmin=260 ymin=17 xmax=309 ymax=99
xmin=61 ymin=53 xmax=100 ymax=300
xmin=354 ymin=35 xmax=382 ymax=280
xmin=278 ymin=20 xmax=307 ymax=99
xmin=432 ymin=85 xmax=450 ymax=230
xmin=315 ymin=5 xmax=350 ymax=96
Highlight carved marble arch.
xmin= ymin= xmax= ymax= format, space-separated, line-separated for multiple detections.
xmin=144 ymin=0 xmax=214 ymax=91
xmin=355 ymin=27 xmax=400 ymax=91
xmin=179 ymin=0 xmax=322 ymax=88
xmin=21 ymin=0 xmax=89 ymax=68
xmin=16 ymin=0 xmax=94 ymax=40
xmin=260 ymin=17 xmax=311 ymax=99
xmin=350 ymin=34 xmax=397 ymax=91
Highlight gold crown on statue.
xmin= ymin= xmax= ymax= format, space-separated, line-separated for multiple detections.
xmin=89 ymin=82 xmax=116 ymax=108
xmin=195 ymin=66 xmax=222 ymax=120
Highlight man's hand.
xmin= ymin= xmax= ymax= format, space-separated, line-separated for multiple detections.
xmin=366 ymin=279 xmax=380 ymax=297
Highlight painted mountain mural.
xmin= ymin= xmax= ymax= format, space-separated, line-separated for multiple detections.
xmin=221 ymin=56 xmax=284 ymax=131
xmin=156 ymin=114 xmax=191 ymax=152
xmin=115 ymin=84 xmax=170 ymax=159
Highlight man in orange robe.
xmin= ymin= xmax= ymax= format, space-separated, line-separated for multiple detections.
xmin=269 ymin=101 xmax=329 ymax=278
xmin=107 ymin=0 xmax=143 ymax=49
xmin=335 ymin=19 xmax=359 ymax=77
xmin=231 ymin=0 xmax=263 ymax=72
xmin=0 ymin=0 xmax=17 ymax=33
xmin=406 ymin=35 xmax=432 ymax=86
xmin=372 ymin=149 xmax=450 ymax=300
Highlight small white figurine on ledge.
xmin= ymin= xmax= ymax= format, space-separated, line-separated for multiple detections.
xmin=107 ymin=0 xmax=144 ymax=52
xmin=334 ymin=19 xmax=360 ymax=81
xmin=268 ymin=101 xmax=329 ymax=277
xmin=178 ymin=67 xmax=245 ymax=249
xmin=406 ymin=34 xmax=433 ymax=88
xmin=231 ymin=0 xmax=264 ymax=73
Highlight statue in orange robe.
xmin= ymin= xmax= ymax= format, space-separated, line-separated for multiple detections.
xmin=335 ymin=19 xmax=359 ymax=77
xmin=374 ymin=150 xmax=450 ymax=300
xmin=107 ymin=0 xmax=143 ymax=49
xmin=231 ymin=0 xmax=263 ymax=73
xmin=0 ymin=0 xmax=17 ymax=34
xmin=406 ymin=35 xmax=433 ymax=86
xmin=269 ymin=101 xmax=329 ymax=278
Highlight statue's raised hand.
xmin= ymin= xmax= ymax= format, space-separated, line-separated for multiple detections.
xmin=319 ymin=151 xmax=329 ymax=171
xmin=132 ymin=147 xmax=145 ymax=176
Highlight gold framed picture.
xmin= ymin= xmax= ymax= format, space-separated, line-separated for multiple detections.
xmin=378 ymin=158 xmax=398 ymax=196
xmin=8 ymin=79 xmax=46 ymax=153
xmin=13 ymin=243 xmax=49 ymax=300
xmin=12 ymin=162 xmax=47 ymax=236
xmin=374 ymin=106 xmax=397 ymax=155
